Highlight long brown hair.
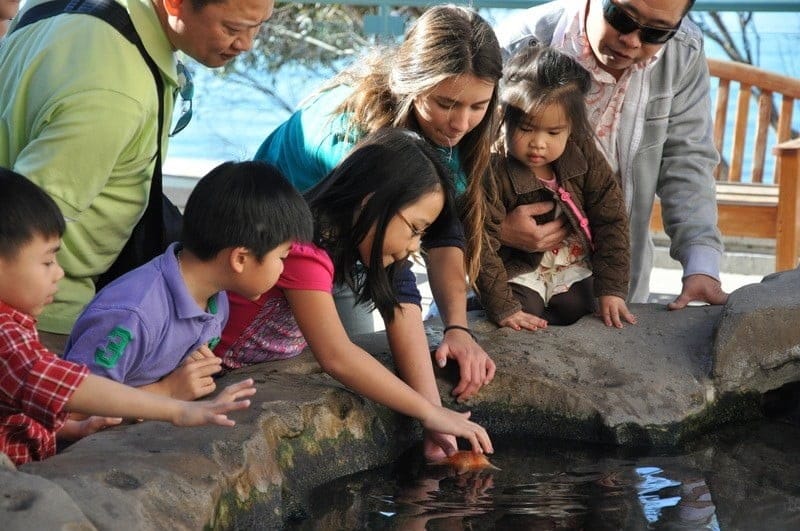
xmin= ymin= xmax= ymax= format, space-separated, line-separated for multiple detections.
xmin=321 ymin=4 xmax=502 ymax=283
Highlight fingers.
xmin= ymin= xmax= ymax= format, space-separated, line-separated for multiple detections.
xmin=484 ymin=358 xmax=497 ymax=384
xmin=667 ymin=293 xmax=692 ymax=311
xmin=598 ymin=298 xmax=637 ymax=328
xmin=434 ymin=347 xmax=448 ymax=369
xmin=621 ymin=307 xmax=637 ymax=325
xmin=520 ymin=201 xmax=555 ymax=217
xmin=601 ymin=307 xmax=623 ymax=328
xmin=198 ymin=376 xmax=217 ymax=395
xmin=188 ymin=356 xmax=223 ymax=376
xmin=436 ymin=434 xmax=458 ymax=458
xmin=458 ymin=411 xmax=493 ymax=455
xmin=184 ymin=344 xmax=216 ymax=364
xmin=453 ymin=360 xmax=482 ymax=403
xmin=500 ymin=313 xmax=547 ymax=332
xmin=209 ymin=413 xmax=236 ymax=427
xmin=85 ymin=416 xmax=123 ymax=436
xmin=668 ymin=274 xmax=729 ymax=310
xmin=520 ymin=314 xmax=547 ymax=331
xmin=218 ymin=379 xmax=257 ymax=401
xmin=213 ymin=398 xmax=252 ymax=414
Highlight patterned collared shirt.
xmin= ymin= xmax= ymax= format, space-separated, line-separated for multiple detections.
xmin=554 ymin=4 xmax=660 ymax=173
xmin=0 ymin=301 xmax=88 ymax=465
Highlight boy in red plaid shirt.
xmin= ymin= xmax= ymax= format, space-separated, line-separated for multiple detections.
xmin=0 ymin=168 xmax=257 ymax=466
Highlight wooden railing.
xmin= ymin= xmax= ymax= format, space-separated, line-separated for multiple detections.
xmin=652 ymin=58 xmax=800 ymax=271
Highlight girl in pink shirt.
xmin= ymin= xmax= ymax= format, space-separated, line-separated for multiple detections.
xmin=220 ymin=129 xmax=494 ymax=461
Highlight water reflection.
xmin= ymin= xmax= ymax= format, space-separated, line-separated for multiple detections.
xmin=287 ymin=421 xmax=800 ymax=530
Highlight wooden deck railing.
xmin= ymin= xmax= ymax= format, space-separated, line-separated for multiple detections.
xmin=652 ymin=58 xmax=800 ymax=272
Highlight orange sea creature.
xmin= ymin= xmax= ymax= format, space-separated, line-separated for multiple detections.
xmin=429 ymin=450 xmax=500 ymax=475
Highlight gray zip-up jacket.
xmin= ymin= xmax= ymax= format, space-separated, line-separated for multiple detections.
xmin=495 ymin=0 xmax=723 ymax=302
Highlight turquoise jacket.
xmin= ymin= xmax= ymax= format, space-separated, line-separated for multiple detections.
xmin=254 ymin=84 xmax=468 ymax=194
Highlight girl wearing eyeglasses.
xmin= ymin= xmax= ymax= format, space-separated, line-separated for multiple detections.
xmin=217 ymin=128 xmax=494 ymax=460
xmin=495 ymin=0 xmax=727 ymax=313
xmin=468 ymin=44 xmax=636 ymax=331
xmin=253 ymin=5 xmax=500 ymax=432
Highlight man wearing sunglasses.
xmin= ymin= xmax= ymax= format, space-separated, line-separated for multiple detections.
xmin=495 ymin=0 xmax=727 ymax=311
xmin=0 ymin=0 xmax=274 ymax=352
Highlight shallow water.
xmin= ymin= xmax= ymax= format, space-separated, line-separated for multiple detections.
xmin=286 ymin=420 xmax=800 ymax=530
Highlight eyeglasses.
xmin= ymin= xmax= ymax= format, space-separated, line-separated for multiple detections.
xmin=170 ymin=62 xmax=194 ymax=136
xmin=397 ymin=211 xmax=426 ymax=239
xmin=602 ymin=0 xmax=681 ymax=45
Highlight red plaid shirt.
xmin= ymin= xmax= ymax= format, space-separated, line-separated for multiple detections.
xmin=0 ymin=301 xmax=88 ymax=465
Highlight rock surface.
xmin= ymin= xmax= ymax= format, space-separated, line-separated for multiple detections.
xmin=4 ymin=268 xmax=799 ymax=529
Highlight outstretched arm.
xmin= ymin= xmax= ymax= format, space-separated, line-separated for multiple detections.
xmin=67 ymin=374 xmax=255 ymax=427
xmin=426 ymin=247 xmax=495 ymax=401
xmin=384 ymin=302 xmax=458 ymax=460
xmin=286 ymin=289 xmax=493 ymax=455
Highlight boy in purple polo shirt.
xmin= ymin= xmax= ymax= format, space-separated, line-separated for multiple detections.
xmin=0 ymin=168 xmax=257 ymax=465
xmin=65 ymin=161 xmax=313 ymax=401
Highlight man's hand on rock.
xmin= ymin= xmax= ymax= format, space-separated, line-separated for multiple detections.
xmin=668 ymin=274 xmax=729 ymax=310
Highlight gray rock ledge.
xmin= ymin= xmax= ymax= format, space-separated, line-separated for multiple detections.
xmin=5 ymin=268 xmax=799 ymax=529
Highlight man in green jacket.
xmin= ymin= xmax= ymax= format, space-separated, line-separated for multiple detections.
xmin=0 ymin=0 xmax=274 ymax=351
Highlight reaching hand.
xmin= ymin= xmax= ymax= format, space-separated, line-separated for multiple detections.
xmin=184 ymin=344 xmax=218 ymax=363
xmin=420 ymin=406 xmax=493 ymax=455
xmin=667 ymin=274 xmax=729 ymax=310
xmin=424 ymin=430 xmax=458 ymax=462
xmin=498 ymin=310 xmax=548 ymax=332
xmin=172 ymin=378 xmax=256 ymax=427
xmin=597 ymin=295 xmax=637 ymax=328
xmin=162 ymin=356 xmax=223 ymax=400
xmin=59 ymin=415 xmax=123 ymax=441
xmin=499 ymin=201 xmax=568 ymax=252
xmin=434 ymin=329 xmax=496 ymax=403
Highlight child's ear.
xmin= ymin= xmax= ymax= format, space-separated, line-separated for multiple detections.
xmin=228 ymin=247 xmax=250 ymax=274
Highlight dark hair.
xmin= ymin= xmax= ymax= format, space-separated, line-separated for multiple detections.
xmin=0 ymin=168 xmax=65 ymax=259
xmin=182 ymin=161 xmax=313 ymax=260
xmin=305 ymin=128 xmax=455 ymax=321
xmin=500 ymin=43 xmax=593 ymax=147
xmin=684 ymin=0 xmax=696 ymax=16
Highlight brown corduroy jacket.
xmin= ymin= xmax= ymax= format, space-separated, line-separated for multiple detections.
xmin=476 ymin=136 xmax=631 ymax=323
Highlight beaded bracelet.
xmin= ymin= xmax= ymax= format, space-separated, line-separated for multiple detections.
xmin=443 ymin=324 xmax=477 ymax=341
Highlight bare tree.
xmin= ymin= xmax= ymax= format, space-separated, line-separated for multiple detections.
xmin=217 ymin=4 xmax=418 ymax=114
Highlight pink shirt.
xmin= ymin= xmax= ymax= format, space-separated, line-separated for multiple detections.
xmin=216 ymin=242 xmax=334 ymax=368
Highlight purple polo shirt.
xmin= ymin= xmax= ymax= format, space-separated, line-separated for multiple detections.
xmin=64 ymin=243 xmax=229 ymax=387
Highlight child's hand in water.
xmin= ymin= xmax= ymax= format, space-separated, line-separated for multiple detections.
xmin=597 ymin=295 xmax=637 ymax=328
xmin=420 ymin=406 xmax=493 ymax=455
xmin=424 ymin=430 xmax=458 ymax=462
xmin=498 ymin=310 xmax=548 ymax=332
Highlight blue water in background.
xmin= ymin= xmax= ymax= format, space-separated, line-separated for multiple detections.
xmin=166 ymin=11 xmax=800 ymax=183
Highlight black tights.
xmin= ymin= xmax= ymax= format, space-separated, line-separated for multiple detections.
xmin=510 ymin=276 xmax=595 ymax=326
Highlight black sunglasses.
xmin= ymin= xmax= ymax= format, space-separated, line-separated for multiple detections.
xmin=602 ymin=0 xmax=681 ymax=45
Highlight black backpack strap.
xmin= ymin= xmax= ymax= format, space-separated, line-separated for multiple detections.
xmin=15 ymin=0 xmax=137 ymax=44
xmin=12 ymin=0 xmax=173 ymax=287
